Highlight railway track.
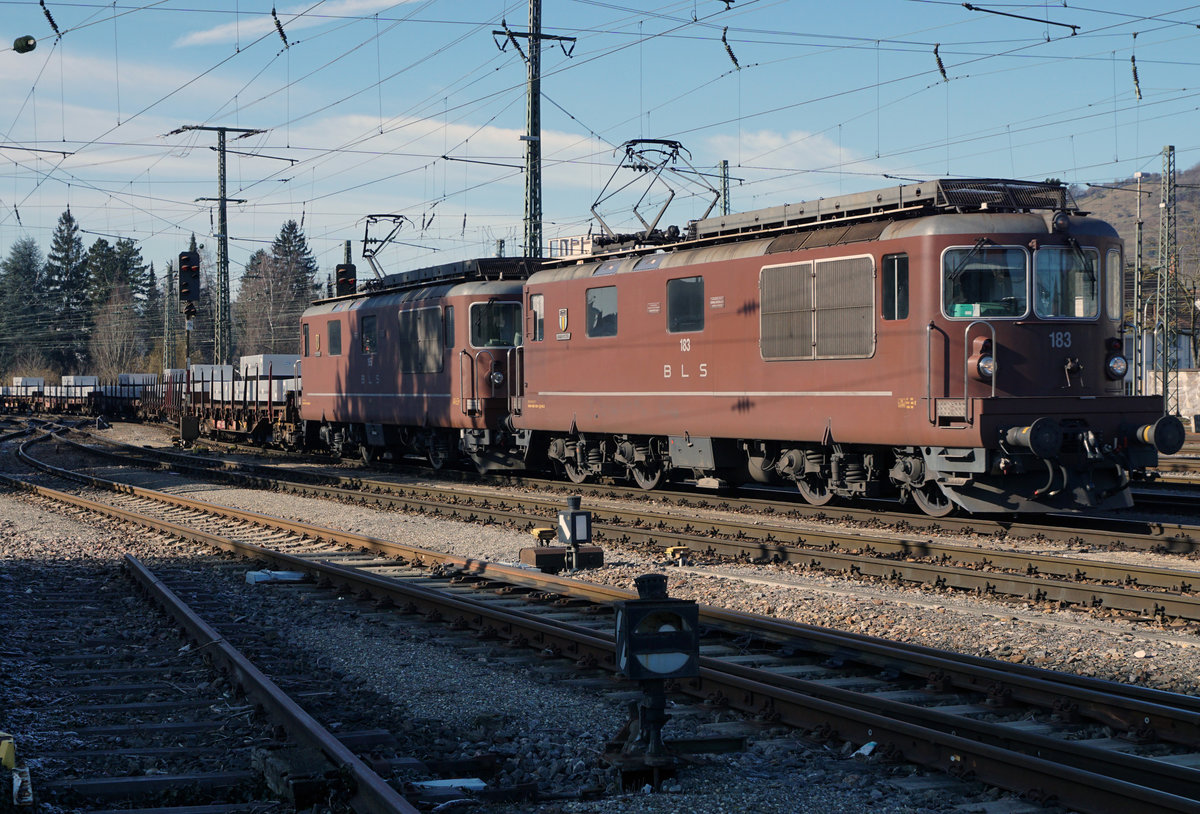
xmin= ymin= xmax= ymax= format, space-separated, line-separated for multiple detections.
xmin=9 ymin=429 xmax=1200 ymax=813
xmin=61 ymin=428 xmax=1200 ymax=627
xmin=176 ymin=431 xmax=1200 ymax=551
xmin=0 ymin=546 xmax=421 ymax=812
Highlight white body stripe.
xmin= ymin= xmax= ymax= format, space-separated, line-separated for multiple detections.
xmin=534 ymin=390 xmax=892 ymax=398
xmin=308 ymin=392 xmax=453 ymax=398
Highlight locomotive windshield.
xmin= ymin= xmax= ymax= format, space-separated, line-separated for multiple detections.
xmin=942 ymin=246 xmax=1027 ymax=318
xmin=1035 ymin=246 xmax=1098 ymax=319
xmin=470 ymin=301 xmax=522 ymax=347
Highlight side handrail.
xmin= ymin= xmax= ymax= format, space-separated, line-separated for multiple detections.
xmin=925 ymin=322 xmax=941 ymax=425
xmin=508 ymin=347 xmax=523 ymax=416
xmin=458 ymin=349 xmax=476 ymax=415
xmin=962 ymin=319 xmax=996 ymax=425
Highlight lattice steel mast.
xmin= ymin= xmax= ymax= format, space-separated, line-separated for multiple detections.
xmin=167 ymin=124 xmax=264 ymax=365
xmin=163 ymin=262 xmax=176 ymax=371
xmin=1157 ymin=145 xmax=1179 ymax=415
xmin=494 ymin=2 xmax=574 ymax=259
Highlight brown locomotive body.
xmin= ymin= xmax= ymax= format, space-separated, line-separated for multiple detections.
xmin=513 ymin=179 xmax=1181 ymax=514
xmin=291 ymin=180 xmax=1181 ymax=515
xmin=298 ymin=258 xmax=528 ymax=468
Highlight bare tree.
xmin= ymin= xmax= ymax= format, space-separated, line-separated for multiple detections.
xmin=88 ymin=285 xmax=143 ymax=380
xmin=235 ymin=247 xmax=311 ymax=355
xmin=3 ymin=345 xmax=54 ymax=386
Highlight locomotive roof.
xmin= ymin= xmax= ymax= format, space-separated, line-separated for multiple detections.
xmin=546 ymin=178 xmax=1087 ymax=268
xmin=305 ymin=277 xmax=525 ymax=316
xmin=530 ymin=180 xmax=1113 ymax=285
xmin=314 ymin=256 xmax=536 ymax=306
xmin=689 ymin=178 xmax=1080 ymax=242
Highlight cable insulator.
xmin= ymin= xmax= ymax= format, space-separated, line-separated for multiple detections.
xmin=272 ymin=7 xmax=289 ymax=47
xmin=1131 ymin=54 xmax=1142 ymax=101
xmin=40 ymin=0 xmax=61 ymax=38
xmin=934 ymin=43 xmax=948 ymax=81
xmin=722 ymin=27 xmax=740 ymax=69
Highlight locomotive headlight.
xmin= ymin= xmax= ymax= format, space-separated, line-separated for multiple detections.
xmin=1105 ymin=354 xmax=1128 ymax=380
xmin=489 ymin=370 xmax=505 ymax=385
xmin=976 ymin=354 xmax=996 ymax=380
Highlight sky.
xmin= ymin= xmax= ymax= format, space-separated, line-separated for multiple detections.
xmin=2 ymin=0 xmax=1199 ymax=288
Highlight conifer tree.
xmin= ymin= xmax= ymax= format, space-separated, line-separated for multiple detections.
xmin=42 ymin=210 xmax=90 ymax=372
xmin=0 ymin=236 xmax=45 ymax=375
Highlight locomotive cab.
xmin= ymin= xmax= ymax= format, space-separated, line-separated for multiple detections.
xmin=908 ymin=210 xmax=1183 ymax=514
xmin=458 ymin=296 xmax=526 ymax=471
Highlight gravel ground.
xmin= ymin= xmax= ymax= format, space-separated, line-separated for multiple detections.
xmin=0 ymin=487 xmax=957 ymax=814
xmin=11 ymin=421 xmax=1200 ymax=812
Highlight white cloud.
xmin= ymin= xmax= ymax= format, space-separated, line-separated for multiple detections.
xmin=175 ymin=0 xmax=412 ymax=48
xmin=704 ymin=128 xmax=912 ymax=206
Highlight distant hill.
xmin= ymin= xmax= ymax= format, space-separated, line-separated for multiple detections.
xmin=1072 ymin=163 xmax=1200 ymax=289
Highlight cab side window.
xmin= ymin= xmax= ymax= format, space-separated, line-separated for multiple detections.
xmin=360 ymin=314 xmax=377 ymax=354
xmin=530 ymin=293 xmax=545 ymax=341
xmin=667 ymin=276 xmax=704 ymax=332
xmin=586 ymin=286 xmax=618 ymax=337
xmin=328 ymin=319 xmax=342 ymax=356
xmin=882 ymin=254 xmax=908 ymax=320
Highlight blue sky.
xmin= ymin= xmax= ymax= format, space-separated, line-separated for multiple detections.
xmin=1 ymin=1 xmax=1197 ymax=285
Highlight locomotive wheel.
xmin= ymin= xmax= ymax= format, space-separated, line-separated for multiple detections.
xmin=796 ymin=475 xmax=833 ymax=506
xmin=911 ymin=482 xmax=955 ymax=517
xmin=563 ymin=460 xmax=590 ymax=484
xmin=427 ymin=445 xmax=447 ymax=470
xmin=629 ymin=462 xmax=662 ymax=490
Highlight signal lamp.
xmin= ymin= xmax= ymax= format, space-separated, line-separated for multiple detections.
xmin=976 ymin=354 xmax=996 ymax=380
xmin=335 ymin=263 xmax=356 ymax=297
xmin=178 ymin=251 xmax=201 ymax=302
xmin=1105 ymin=354 xmax=1128 ymax=380
xmin=612 ymin=573 xmax=700 ymax=771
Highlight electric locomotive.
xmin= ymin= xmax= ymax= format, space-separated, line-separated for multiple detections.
xmin=297 ymin=257 xmax=531 ymax=470
xmin=509 ymin=179 xmax=1182 ymax=514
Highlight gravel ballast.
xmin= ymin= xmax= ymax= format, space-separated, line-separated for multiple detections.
xmin=10 ymin=422 xmax=1200 ymax=812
